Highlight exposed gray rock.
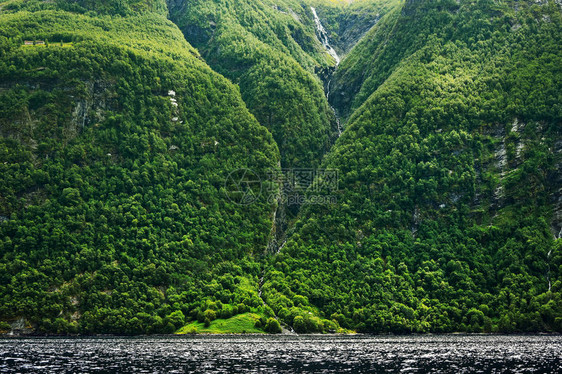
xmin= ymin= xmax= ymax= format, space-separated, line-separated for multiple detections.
xmin=510 ymin=118 xmax=525 ymax=162
xmin=10 ymin=318 xmax=25 ymax=330
xmin=7 ymin=318 xmax=34 ymax=335
xmin=551 ymin=138 xmax=562 ymax=238
xmin=495 ymin=141 xmax=507 ymax=174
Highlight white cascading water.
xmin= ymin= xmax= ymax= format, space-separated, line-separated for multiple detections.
xmin=311 ymin=7 xmax=343 ymax=136
xmin=311 ymin=7 xmax=340 ymax=65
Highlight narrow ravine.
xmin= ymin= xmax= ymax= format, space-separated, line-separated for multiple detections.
xmin=258 ymin=8 xmax=345 ymax=323
xmin=311 ymin=6 xmax=343 ymax=137
xmin=547 ymin=248 xmax=552 ymax=292
xmin=257 ymin=266 xmax=295 ymax=333
xmin=266 ymin=7 xmax=344 ymax=258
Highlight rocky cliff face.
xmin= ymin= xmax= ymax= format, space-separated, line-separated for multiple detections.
xmin=337 ymin=13 xmax=381 ymax=54
xmin=552 ymin=138 xmax=562 ymax=239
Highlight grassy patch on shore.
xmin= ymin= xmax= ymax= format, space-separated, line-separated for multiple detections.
xmin=176 ymin=313 xmax=266 ymax=334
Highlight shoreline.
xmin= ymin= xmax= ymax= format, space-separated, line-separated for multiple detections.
xmin=1 ymin=331 xmax=561 ymax=338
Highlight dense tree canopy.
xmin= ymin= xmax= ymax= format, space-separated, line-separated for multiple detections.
xmin=0 ymin=1 xmax=280 ymax=334
xmin=169 ymin=0 xmax=339 ymax=168
xmin=262 ymin=0 xmax=562 ymax=333
xmin=0 ymin=0 xmax=560 ymax=335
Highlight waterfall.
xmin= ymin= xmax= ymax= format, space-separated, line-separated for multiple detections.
xmin=311 ymin=7 xmax=343 ymax=137
xmin=311 ymin=7 xmax=340 ymax=65
xmin=332 ymin=100 xmax=342 ymax=137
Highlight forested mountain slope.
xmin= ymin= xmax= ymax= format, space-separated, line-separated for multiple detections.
xmin=263 ymin=0 xmax=562 ymax=333
xmin=168 ymin=0 xmax=339 ymax=168
xmin=0 ymin=0 xmax=280 ymax=333
xmin=0 ymin=0 xmax=561 ymax=335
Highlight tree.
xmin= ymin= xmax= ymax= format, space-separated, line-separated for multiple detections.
xmin=265 ymin=318 xmax=282 ymax=334
xmin=293 ymin=315 xmax=306 ymax=333
xmin=0 ymin=321 xmax=11 ymax=332
xmin=166 ymin=311 xmax=185 ymax=330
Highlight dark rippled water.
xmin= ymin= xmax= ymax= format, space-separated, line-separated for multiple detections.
xmin=1 ymin=334 xmax=561 ymax=373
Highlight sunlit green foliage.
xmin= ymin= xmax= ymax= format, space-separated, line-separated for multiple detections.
xmin=0 ymin=3 xmax=279 ymax=334
xmin=263 ymin=0 xmax=562 ymax=333
xmin=0 ymin=0 xmax=560 ymax=335
xmin=169 ymin=0 xmax=339 ymax=168
xmin=177 ymin=312 xmax=266 ymax=334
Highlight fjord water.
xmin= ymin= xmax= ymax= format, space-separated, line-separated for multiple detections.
xmin=1 ymin=335 xmax=561 ymax=373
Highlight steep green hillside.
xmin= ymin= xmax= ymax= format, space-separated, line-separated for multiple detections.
xmin=168 ymin=0 xmax=338 ymax=168
xmin=1 ymin=0 xmax=561 ymax=336
xmin=0 ymin=2 xmax=280 ymax=333
xmin=0 ymin=0 xmax=169 ymax=16
xmin=263 ymin=0 xmax=562 ymax=333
